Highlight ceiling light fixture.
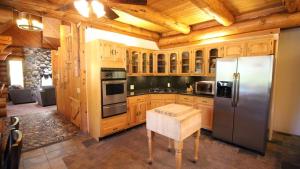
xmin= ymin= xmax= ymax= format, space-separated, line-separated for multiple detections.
xmin=74 ymin=0 xmax=106 ymax=18
xmin=16 ymin=12 xmax=43 ymax=31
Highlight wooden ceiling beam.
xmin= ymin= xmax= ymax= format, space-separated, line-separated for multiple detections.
xmin=190 ymin=0 xmax=235 ymax=26
xmin=0 ymin=0 xmax=160 ymax=41
xmin=106 ymin=2 xmax=191 ymax=34
xmin=158 ymin=12 xmax=300 ymax=47
xmin=282 ymin=0 xmax=300 ymax=13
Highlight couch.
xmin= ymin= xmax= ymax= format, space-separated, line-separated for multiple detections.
xmin=35 ymin=86 xmax=56 ymax=107
xmin=9 ymin=89 xmax=35 ymax=104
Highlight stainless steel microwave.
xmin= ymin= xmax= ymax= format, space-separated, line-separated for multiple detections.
xmin=195 ymin=81 xmax=215 ymax=95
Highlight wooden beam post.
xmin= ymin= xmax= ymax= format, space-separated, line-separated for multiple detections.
xmin=158 ymin=12 xmax=300 ymax=47
xmin=190 ymin=0 xmax=235 ymax=26
xmin=106 ymin=3 xmax=191 ymax=34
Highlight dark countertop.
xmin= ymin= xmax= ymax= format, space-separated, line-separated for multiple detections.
xmin=127 ymin=89 xmax=214 ymax=98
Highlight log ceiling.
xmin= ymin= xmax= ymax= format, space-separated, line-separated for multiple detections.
xmin=1 ymin=0 xmax=300 ymax=48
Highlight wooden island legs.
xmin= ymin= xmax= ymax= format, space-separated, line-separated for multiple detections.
xmin=174 ymin=141 xmax=183 ymax=169
xmin=147 ymin=130 xmax=154 ymax=164
xmin=193 ymin=130 xmax=200 ymax=163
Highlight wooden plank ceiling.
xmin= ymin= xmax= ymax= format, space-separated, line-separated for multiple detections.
xmin=0 ymin=0 xmax=291 ymax=41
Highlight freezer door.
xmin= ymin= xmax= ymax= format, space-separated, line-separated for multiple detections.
xmin=233 ymin=56 xmax=273 ymax=153
xmin=213 ymin=57 xmax=237 ymax=142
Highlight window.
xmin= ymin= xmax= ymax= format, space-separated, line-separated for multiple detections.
xmin=9 ymin=60 xmax=24 ymax=87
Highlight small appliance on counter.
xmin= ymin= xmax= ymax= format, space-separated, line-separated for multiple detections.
xmin=195 ymin=81 xmax=215 ymax=95
xmin=101 ymin=68 xmax=127 ymax=118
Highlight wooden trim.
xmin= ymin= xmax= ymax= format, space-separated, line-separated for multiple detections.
xmin=282 ymin=0 xmax=300 ymax=13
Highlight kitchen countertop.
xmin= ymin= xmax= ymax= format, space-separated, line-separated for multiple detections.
xmin=127 ymin=89 xmax=214 ymax=98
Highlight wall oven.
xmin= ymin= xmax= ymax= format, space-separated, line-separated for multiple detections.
xmin=101 ymin=68 xmax=127 ymax=118
xmin=195 ymin=81 xmax=215 ymax=95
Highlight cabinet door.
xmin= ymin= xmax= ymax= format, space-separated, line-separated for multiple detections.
xmin=169 ymin=52 xmax=179 ymax=74
xmin=126 ymin=50 xmax=131 ymax=74
xmin=101 ymin=42 xmax=112 ymax=61
xmin=246 ymin=39 xmax=274 ymax=56
xmin=128 ymin=102 xmax=138 ymax=125
xmin=224 ymin=42 xmax=244 ymax=57
xmin=207 ymin=46 xmax=224 ymax=76
xmin=149 ymin=52 xmax=154 ymax=74
xmin=194 ymin=104 xmax=213 ymax=130
xmin=139 ymin=101 xmax=147 ymax=122
xmin=131 ymin=51 xmax=140 ymax=74
xmin=141 ymin=52 xmax=148 ymax=74
xmin=192 ymin=48 xmax=205 ymax=75
xmin=151 ymin=100 xmax=165 ymax=109
xmin=156 ymin=53 xmax=167 ymax=74
xmin=180 ymin=50 xmax=191 ymax=74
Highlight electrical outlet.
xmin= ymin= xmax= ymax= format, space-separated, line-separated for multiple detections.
xmin=130 ymin=85 xmax=135 ymax=90
xmin=167 ymin=83 xmax=171 ymax=88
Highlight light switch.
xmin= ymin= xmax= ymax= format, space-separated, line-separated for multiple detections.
xmin=130 ymin=85 xmax=135 ymax=90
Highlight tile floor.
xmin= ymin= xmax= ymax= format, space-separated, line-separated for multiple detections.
xmin=20 ymin=125 xmax=300 ymax=169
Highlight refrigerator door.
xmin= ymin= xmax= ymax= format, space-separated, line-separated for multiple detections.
xmin=233 ymin=56 xmax=273 ymax=153
xmin=213 ymin=58 xmax=237 ymax=142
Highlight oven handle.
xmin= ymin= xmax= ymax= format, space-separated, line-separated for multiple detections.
xmin=102 ymin=80 xmax=127 ymax=84
xmin=103 ymin=103 xmax=127 ymax=109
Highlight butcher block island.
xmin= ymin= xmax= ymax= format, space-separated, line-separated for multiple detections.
xmin=147 ymin=104 xmax=202 ymax=169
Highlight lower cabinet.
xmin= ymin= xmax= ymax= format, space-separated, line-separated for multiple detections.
xmin=100 ymin=113 xmax=127 ymax=137
xmin=100 ymin=94 xmax=214 ymax=138
xmin=127 ymin=95 xmax=147 ymax=126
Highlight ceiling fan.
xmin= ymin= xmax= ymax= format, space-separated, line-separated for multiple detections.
xmin=56 ymin=0 xmax=147 ymax=20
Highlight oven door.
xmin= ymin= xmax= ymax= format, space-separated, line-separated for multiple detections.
xmin=196 ymin=82 xmax=214 ymax=95
xmin=102 ymin=80 xmax=127 ymax=105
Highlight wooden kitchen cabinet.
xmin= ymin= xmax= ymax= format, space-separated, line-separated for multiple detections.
xmin=168 ymin=51 xmax=179 ymax=75
xmin=100 ymin=114 xmax=128 ymax=137
xmin=224 ymin=42 xmax=245 ymax=57
xmin=176 ymin=95 xmax=194 ymax=106
xmin=193 ymin=97 xmax=214 ymax=130
xmin=130 ymin=50 xmax=140 ymax=75
xmin=155 ymin=52 xmax=168 ymax=75
xmin=98 ymin=41 xmax=126 ymax=68
xmin=179 ymin=50 xmax=192 ymax=75
xmin=192 ymin=48 xmax=206 ymax=76
xmin=207 ymin=46 xmax=224 ymax=76
xmin=150 ymin=94 xmax=176 ymax=109
xmin=245 ymin=38 xmax=274 ymax=56
xmin=127 ymin=95 xmax=148 ymax=126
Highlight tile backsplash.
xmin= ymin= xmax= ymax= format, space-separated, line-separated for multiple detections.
xmin=127 ymin=76 xmax=215 ymax=91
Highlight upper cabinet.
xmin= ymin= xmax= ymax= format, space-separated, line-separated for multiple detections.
xmin=192 ymin=48 xmax=205 ymax=76
xmin=168 ymin=51 xmax=179 ymax=75
xmin=207 ymin=46 xmax=223 ymax=76
xmin=180 ymin=50 xmax=191 ymax=74
xmin=149 ymin=52 xmax=154 ymax=74
xmin=130 ymin=50 xmax=140 ymax=75
xmin=155 ymin=52 xmax=167 ymax=75
xmin=141 ymin=51 xmax=148 ymax=74
xmin=224 ymin=42 xmax=245 ymax=57
xmin=245 ymin=38 xmax=274 ymax=56
xmin=99 ymin=41 xmax=126 ymax=68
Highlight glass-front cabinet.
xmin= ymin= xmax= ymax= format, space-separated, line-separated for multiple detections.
xmin=207 ymin=46 xmax=223 ymax=76
xmin=141 ymin=52 xmax=147 ymax=74
xmin=149 ymin=52 xmax=154 ymax=74
xmin=155 ymin=52 xmax=167 ymax=74
xmin=192 ymin=48 xmax=205 ymax=75
xmin=169 ymin=52 xmax=178 ymax=74
xmin=131 ymin=50 xmax=140 ymax=74
xmin=180 ymin=50 xmax=191 ymax=74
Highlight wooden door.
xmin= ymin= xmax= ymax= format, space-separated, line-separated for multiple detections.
xmin=141 ymin=51 xmax=148 ymax=75
xmin=180 ymin=50 xmax=191 ymax=75
xmin=156 ymin=52 xmax=167 ymax=75
xmin=207 ymin=46 xmax=224 ymax=76
xmin=149 ymin=52 xmax=154 ymax=74
xmin=112 ymin=43 xmax=126 ymax=68
xmin=130 ymin=50 xmax=140 ymax=75
xmin=168 ymin=51 xmax=179 ymax=75
xmin=245 ymin=39 xmax=274 ymax=56
xmin=139 ymin=101 xmax=147 ymax=122
xmin=128 ymin=102 xmax=138 ymax=125
xmin=224 ymin=42 xmax=245 ymax=57
xmin=192 ymin=48 xmax=205 ymax=76
xmin=126 ymin=50 xmax=131 ymax=74
xmin=100 ymin=42 xmax=113 ymax=63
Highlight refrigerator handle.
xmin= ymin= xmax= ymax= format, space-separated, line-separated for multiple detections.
xmin=231 ymin=73 xmax=237 ymax=107
xmin=235 ymin=72 xmax=240 ymax=106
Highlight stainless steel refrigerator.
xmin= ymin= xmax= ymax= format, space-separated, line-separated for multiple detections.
xmin=213 ymin=55 xmax=273 ymax=154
